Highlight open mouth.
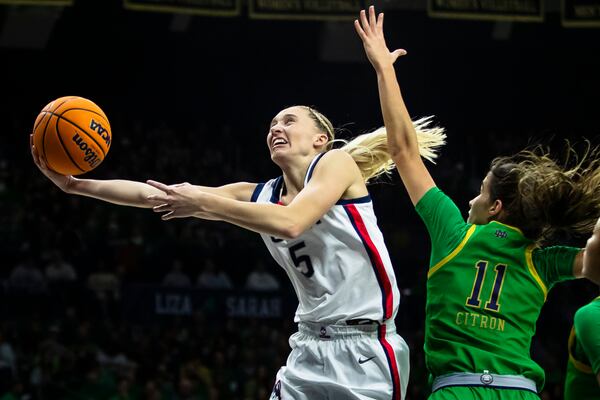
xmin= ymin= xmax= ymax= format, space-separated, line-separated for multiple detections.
xmin=271 ymin=138 xmax=288 ymax=149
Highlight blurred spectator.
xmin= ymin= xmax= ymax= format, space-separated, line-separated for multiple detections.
xmin=197 ymin=259 xmax=233 ymax=290
xmin=108 ymin=377 xmax=135 ymax=400
xmin=143 ymin=380 xmax=164 ymax=400
xmin=44 ymin=250 xmax=77 ymax=283
xmin=245 ymin=262 xmax=280 ymax=292
xmin=8 ymin=249 xmax=46 ymax=294
xmin=162 ymin=259 xmax=192 ymax=288
xmin=0 ymin=330 xmax=16 ymax=394
xmin=87 ymin=260 xmax=120 ymax=302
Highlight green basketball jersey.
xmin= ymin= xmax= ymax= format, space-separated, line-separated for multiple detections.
xmin=564 ymin=297 xmax=600 ymax=400
xmin=415 ymin=187 xmax=580 ymax=391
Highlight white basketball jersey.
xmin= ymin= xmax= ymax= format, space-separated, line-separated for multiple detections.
xmin=251 ymin=153 xmax=400 ymax=324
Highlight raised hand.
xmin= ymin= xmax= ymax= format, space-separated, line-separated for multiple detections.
xmin=30 ymin=133 xmax=74 ymax=192
xmin=354 ymin=6 xmax=407 ymax=72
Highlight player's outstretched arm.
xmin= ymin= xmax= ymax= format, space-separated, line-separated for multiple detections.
xmin=31 ymin=133 xmax=171 ymax=207
xmin=147 ymin=150 xmax=359 ymax=240
xmin=31 ymin=134 xmax=255 ymax=208
xmin=355 ymin=6 xmax=436 ymax=205
xmin=581 ymin=217 xmax=600 ymax=285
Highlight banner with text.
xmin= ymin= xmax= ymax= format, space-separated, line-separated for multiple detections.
xmin=562 ymin=0 xmax=600 ymax=27
xmin=122 ymin=285 xmax=298 ymax=322
xmin=249 ymin=0 xmax=366 ymax=21
xmin=0 ymin=0 xmax=72 ymax=5
xmin=428 ymin=0 xmax=543 ymax=22
xmin=124 ymin=0 xmax=241 ymax=17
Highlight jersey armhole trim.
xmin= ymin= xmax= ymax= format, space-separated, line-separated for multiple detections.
xmin=428 ymin=224 xmax=477 ymax=278
xmin=525 ymin=245 xmax=548 ymax=300
xmin=250 ymin=183 xmax=265 ymax=203
xmin=336 ymin=195 xmax=371 ymax=205
xmin=568 ymin=326 xmax=594 ymax=374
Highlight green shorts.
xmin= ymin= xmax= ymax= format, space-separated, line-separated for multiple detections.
xmin=429 ymin=386 xmax=540 ymax=400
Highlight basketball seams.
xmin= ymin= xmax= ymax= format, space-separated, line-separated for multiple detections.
xmin=52 ymin=114 xmax=85 ymax=173
xmin=39 ymin=113 xmax=53 ymax=166
xmin=34 ymin=97 xmax=110 ymax=175
xmin=36 ymin=96 xmax=74 ymax=166
xmin=33 ymin=112 xmax=47 ymax=132
xmin=42 ymin=110 xmax=108 ymax=158
xmin=61 ymin=107 xmax=109 ymax=122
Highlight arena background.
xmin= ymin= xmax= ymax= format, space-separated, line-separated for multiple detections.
xmin=0 ymin=0 xmax=599 ymax=399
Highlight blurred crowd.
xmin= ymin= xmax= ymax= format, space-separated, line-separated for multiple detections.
xmin=0 ymin=112 xmax=597 ymax=400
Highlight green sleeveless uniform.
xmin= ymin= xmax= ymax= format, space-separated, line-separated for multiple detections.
xmin=564 ymin=297 xmax=600 ymax=400
xmin=415 ymin=187 xmax=580 ymax=399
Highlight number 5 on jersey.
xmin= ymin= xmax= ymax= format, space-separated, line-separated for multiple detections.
xmin=289 ymin=241 xmax=314 ymax=278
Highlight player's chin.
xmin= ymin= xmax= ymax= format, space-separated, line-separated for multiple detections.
xmin=466 ymin=211 xmax=474 ymax=224
xmin=270 ymin=149 xmax=288 ymax=163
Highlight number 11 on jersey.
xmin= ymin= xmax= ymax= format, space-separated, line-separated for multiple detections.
xmin=466 ymin=261 xmax=508 ymax=312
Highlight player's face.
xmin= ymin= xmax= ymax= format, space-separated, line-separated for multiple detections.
xmin=267 ymin=106 xmax=327 ymax=164
xmin=467 ymin=172 xmax=495 ymax=224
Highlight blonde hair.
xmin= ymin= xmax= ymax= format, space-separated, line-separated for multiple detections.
xmin=305 ymin=107 xmax=446 ymax=183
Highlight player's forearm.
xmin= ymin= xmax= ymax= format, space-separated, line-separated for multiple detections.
xmin=203 ymin=195 xmax=305 ymax=239
xmin=67 ymin=178 xmax=161 ymax=208
xmin=376 ymin=66 xmax=420 ymax=163
xmin=582 ymin=219 xmax=600 ymax=284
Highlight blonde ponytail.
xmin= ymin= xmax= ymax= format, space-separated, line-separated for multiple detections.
xmin=304 ymin=106 xmax=446 ymax=183
xmin=338 ymin=116 xmax=446 ymax=183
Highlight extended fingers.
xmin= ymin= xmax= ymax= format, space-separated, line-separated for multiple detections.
xmin=368 ymin=5 xmax=377 ymax=29
xmin=161 ymin=211 xmax=174 ymax=221
xmin=357 ymin=7 xmax=384 ymax=39
xmin=359 ymin=9 xmax=370 ymax=33
xmin=146 ymin=179 xmax=171 ymax=193
xmin=152 ymin=203 xmax=171 ymax=212
xmin=354 ymin=19 xmax=367 ymax=40
xmin=147 ymin=193 xmax=170 ymax=203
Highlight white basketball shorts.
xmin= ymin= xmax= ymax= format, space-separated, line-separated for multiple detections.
xmin=269 ymin=320 xmax=409 ymax=400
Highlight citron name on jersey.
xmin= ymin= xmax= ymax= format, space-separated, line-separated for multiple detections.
xmin=455 ymin=311 xmax=506 ymax=332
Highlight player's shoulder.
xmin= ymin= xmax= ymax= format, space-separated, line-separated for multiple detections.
xmin=576 ymin=298 xmax=600 ymax=320
xmin=313 ymin=149 xmax=358 ymax=174
xmin=321 ymin=148 xmax=354 ymax=163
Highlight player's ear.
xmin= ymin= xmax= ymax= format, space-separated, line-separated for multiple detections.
xmin=314 ymin=133 xmax=328 ymax=147
xmin=488 ymin=199 xmax=503 ymax=217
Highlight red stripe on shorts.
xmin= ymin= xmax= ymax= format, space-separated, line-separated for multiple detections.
xmin=379 ymin=324 xmax=402 ymax=400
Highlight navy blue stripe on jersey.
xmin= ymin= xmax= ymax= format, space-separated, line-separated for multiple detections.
xmin=305 ymin=152 xmax=327 ymax=184
xmin=336 ymin=195 xmax=372 ymax=205
xmin=250 ymin=183 xmax=265 ymax=203
xmin=343 ymin=204 xmax=393 ymax=321
xmin=270 ymin=176 xmax=284 ymax=203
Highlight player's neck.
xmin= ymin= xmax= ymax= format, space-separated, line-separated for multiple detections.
xmin=279 ymin=155 xmax=314 ymax=196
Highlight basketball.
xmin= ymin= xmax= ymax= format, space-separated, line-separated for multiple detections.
xmin=32 ymin=96 xmax=112 ymax=175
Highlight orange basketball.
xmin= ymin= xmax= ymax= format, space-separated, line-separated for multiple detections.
xmin=32 ymin=96 xmax=112 ymax=175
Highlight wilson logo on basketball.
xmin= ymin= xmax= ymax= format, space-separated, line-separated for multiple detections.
xmin=90 ymin=119 xmax=111 ymax=146
xmin=72 ymin=133 xmax=102 ymax=168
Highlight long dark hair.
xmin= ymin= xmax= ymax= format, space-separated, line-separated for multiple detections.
xmin=488 ymin=142 xmax=600 ymax=244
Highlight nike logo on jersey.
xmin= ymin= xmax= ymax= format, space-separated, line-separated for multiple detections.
xmin=358 ymin=356 xmax=376 ymax=364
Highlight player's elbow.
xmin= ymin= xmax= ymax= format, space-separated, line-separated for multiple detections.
xmin=389 ymin=144 xmax=419 ymax=166
xmin=280 ymin=223 xmax=305 ymax=240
